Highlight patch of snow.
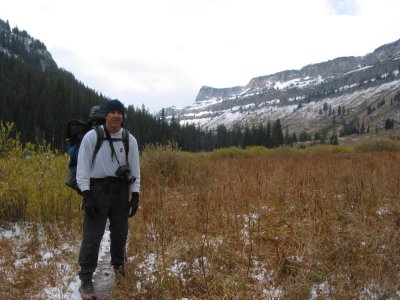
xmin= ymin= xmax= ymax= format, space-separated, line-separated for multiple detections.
xmin=359 ymin=283 xmax=386 ymax=300
xmin=1 ymin=223 xmax=21 ymax=238
xmin=193 ymin=256 xmax=209 ymax=271
xmin=241 ymin=213 xmax=259 ymax=245
xmin=263 ymin=286 xmax=283 ymax=299
xmin=239 ymin=88 xmax=251 ymax=95
xmin=134 ymin=252 xmax=158 ymax=290
xmin=310 ymin=281 xmax=333 ymax=299
xmin=343 ymin=65 xmax=373 ymax=76
xmin=376 ymin=206 xmax=391 ymax=216
xmin=41 ymin=251 xmax=53 ymax=261
xmin=171 ymin=260 xmax=188 ymax=282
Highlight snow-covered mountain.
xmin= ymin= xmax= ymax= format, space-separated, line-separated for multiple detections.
xmin=164 ymin=39 xmax=400 ymax=134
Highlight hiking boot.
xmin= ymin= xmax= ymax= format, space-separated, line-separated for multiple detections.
xmin=114 ymin=265 xmax=125 ymax=285
xmin=114 ymin=265 xmax=125 ymax=277
xmin=79 ymin=279 xmax=96 ymax=300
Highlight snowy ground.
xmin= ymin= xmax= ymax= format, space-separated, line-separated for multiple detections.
xmin=0 ymin=222 xmax=112 ymax=300
xmin=2 ymin=219 xmax=398 ymax=299
xmin=0 ymin=221 xmax=329 ymax=300
xmin=0 ymin=220 xmax=284 ymax=299
xmin=65 ymin=229 xmax=111 ymax=300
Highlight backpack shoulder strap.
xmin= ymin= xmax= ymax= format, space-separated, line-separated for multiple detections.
xmin=91 ymin=126 xmax=130 ymax=165
xmin=92 ymin=125 xmax=105 ymax=165
xmin=122 ymin=128 xmax=130 ymax=165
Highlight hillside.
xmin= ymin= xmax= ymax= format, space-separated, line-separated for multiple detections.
xmin=0 ymin=18 xmax=177 ymax=152
xmin=338 ymin=128 xmax=400 ymax=147
xmin=164 ymin=39 xmax=400 ymax=137
xmin=3 ymin=16 xmax=400 ymax=151
xmin=0 ymin=19 xmax=108 ymax=149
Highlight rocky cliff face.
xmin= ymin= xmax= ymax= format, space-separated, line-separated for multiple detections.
xmin=165 ymin=39 xmax=400 ymax=134
xmin=195 ymin=86 xmax=245 ymax=102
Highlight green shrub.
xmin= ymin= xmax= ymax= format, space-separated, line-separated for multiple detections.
xmin=245 ymin=145 xmax=271 ymax=155
xmin=0 ymin=181 xmax=27 ymax=221
xmin=0 ymin=122 xmax=23 ymax=158
xmin=0 ymin=122 xmax=82 ymax=223
xmin=354 ymin=140 xmax=400 ymax=153
xmin=206 ymin=146 xmax=245 ymax=158
xmin=302 ymin=144 xmax=351 ymax=154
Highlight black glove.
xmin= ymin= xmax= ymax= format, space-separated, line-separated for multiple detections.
xmin=82 ymin=190 xmax=97 ymax=218
xmin=128 ymin=192 xmax=139 ymax=218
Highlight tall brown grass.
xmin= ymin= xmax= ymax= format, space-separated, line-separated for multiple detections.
xmin=1 ymin=123 xmax=400 ymax=298
xmin=122 ymin=145 xmax=400 ymax=299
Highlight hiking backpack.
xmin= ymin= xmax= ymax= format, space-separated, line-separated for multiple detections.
xmin=64 ymin=106 xmax=130 ymax=194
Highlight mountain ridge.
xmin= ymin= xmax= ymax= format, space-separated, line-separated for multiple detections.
xmin=165 ymin=38 xmax=400 ymax=135
xmin=196 ymin=38 xmax=400 ymax=102
xmin=0 ymin=19 xmax=57 ymax=71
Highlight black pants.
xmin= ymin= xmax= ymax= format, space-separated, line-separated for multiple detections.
xmin=78 ymin=178 xmax=129 ymax=281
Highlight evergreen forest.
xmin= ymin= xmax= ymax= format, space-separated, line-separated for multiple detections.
xmin=2 ymin=18 xmax=400 ymax=153
xmin=0 ymin=19 xmax=299 ymax=152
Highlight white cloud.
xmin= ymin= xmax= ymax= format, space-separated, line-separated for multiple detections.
xmin=2 ymin=0 xmax=400 ymax=112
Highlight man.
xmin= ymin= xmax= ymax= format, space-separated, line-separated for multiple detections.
xmin=76 ymin=99 xmax=140 ymax=299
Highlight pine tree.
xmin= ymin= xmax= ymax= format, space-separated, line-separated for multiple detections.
xmin=385 ymin=118 xmax=394 ymax=130
xmin=243 ymin=125 xmax=252 ymax=148
xmin=284 ymin=127 xmax=290 ymax=145
xmin=291 ymin=132 xmax=298 ymax=144
xmin=216 ymin=124 xmax=228 ymax=148
xmin=266 ymin=121 xmax=271 ymax=148
xmin=330 ymin=131 xmax=338 ymax=145
xmin=272 ymin=119 xmax=283 ymax=148
xmin=360 ymin=119 xmax=365 ymax=134
xmin=314 ymin=131 xmax=321 ymax=141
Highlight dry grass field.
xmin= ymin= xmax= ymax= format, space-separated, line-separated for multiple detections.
xmin=126 ymin=146 xmax=400 ymax=299
xmin=1 ymin=123 xmax=400 ymax=299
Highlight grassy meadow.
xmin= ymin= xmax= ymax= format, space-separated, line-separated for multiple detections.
xmin=1 ymin=123 xmax=400 ymax=299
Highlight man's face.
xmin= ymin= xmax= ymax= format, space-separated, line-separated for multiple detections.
xmin=105 ymin=110 xmax=123 ymax=132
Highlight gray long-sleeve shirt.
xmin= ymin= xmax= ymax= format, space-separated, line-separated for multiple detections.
xmin=76 ymin=126 xmax=140 ymax=193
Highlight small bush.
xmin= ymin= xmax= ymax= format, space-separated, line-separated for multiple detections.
xmin=302 ymin=144 xmax=351 ymax=154
xmin=207 ymin=146 xmax=272 ymax=158
xmin=207 ymin=146 xmax=245 ymax=158
xmin=142 ymin=143 xmax=183 ymax=178
xmin=354 ymin=140 xmax=400 ymax=153
xmin=0 ymin=182 xmax=27 ymax=221
xmin=0 ymin=122 xmax=24 ymax=158
xmin=141 ymin=143 xmax=209 ymax=185
xmin=245 ymin=145 xmax=271 ymax=155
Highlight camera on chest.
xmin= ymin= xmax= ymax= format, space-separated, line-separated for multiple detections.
xmin=115 ymin=165 xmax=136 ymax=184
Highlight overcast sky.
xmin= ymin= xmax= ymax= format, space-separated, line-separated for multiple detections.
xmin=2 ymin=0 xmax=400 ymax=113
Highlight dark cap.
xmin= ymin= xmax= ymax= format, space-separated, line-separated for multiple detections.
xmin=105 ymin=99 xmax=125 ymax=116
